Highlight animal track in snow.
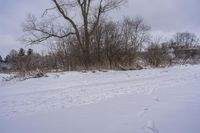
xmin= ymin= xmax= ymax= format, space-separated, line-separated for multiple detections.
xmin=143 ymin=120 xmax=159 ymax=133
xmin=137 ymin=107 xmax=149 ymax=118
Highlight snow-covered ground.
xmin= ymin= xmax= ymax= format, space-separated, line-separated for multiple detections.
xmin=0 ymin=65 xmax=200 ymax=133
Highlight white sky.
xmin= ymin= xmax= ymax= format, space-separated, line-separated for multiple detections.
xmin=0 ymin=0 xmax=200 ymax=57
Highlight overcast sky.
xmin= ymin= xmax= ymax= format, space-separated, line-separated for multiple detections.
xmin=0 ymin=0 xmax=200 ymax=57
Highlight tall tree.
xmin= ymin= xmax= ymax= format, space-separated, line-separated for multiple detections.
xmin=23 ymin=0 xmax=126 ymax=68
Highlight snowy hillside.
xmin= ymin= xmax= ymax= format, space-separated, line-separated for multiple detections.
xmin=0 ymin=65 xmax=200 ymax=133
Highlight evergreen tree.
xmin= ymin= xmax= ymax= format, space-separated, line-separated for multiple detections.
xmin=0 ymin=55 xmax=3 ymax=62
xmin=4 ymin=55 xmax=11 ymax=63
xmin=18 ymin=48 xmax=25 ymax=57
xmin=27 ymin=48 xmax=33 ymax=56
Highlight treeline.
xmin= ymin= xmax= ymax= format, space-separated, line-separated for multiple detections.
xmin=1 ymin=22 xmax=200 ymax=73
xmin=1 ymin=0 xmax=200 ymax=74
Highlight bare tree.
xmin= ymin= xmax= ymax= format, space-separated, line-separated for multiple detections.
xmin=146 ymin=37 xmax=163 ymax=67
xmin=103 ymin=21 xmax=122 ymax=68
xmin=173 ymin=32 xmax=199 ymax=48
xmin=121 ymin=17 xmax=150 ymax=65
xmin=169 ymin=32 xmax=200 ymax=61
xmin=23 ymin=0 xmax=126 ymax=69
xmin=91 ymin=18 xmax=106 ymax=67
xmin=146 ymin=37 xmax=173 ymax=67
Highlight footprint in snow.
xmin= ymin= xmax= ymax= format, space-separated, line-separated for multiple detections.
xmin=153 ymin=96 xmax=160 ymax=102
xmin=137 ymin=107 xmax=149 ymax=118
xmin=143 ymin=120 xmax=159 ymax=133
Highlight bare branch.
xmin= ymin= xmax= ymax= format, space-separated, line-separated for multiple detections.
xmin=52 ymin=0 xmax=82 ymax=47
xmin=22 ymin=14 xmax=76 ymax=44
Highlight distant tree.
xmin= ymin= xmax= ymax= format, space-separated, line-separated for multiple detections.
xmin=172 ymin=32 xmax=199 ymax=48
xmin=27 ymin=48 xmax=38 ymax=71
xmin=0 ymin=55 xmax=3 ymax=62
xmin=4 ymin=55 xmax=11 ymax=63
xmin=16 ymin=48 xmax=26 ymax=74
xmin=27 ymin=48 xmax=33 ymax=56
xmin=4 ymin=49 xmax=18 ymax=64
xmin=18 ymin=48 xmax=26 ymax=57
xmin=10 ymin=49 xmax=18 ymax=58
xmin=121 ymin=17 xmax=150 ymax=65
